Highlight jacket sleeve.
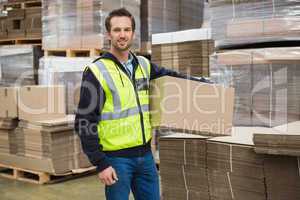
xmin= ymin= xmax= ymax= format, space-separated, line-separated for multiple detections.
xmin=150 ymin=62 xmax=212 ymax=83
xmin=74 ymin=67 xmax=110 ymax=172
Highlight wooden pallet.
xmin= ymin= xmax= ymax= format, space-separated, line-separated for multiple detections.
xmin=1 ymin=0 xmax=41 ymax=10
xmin=0 ymin=37 xmax=41 ymax=45
xmin=44 ymin=48 xmax=104 ymax=57
xmin=0 ymin=163 xmax=96 ymax=184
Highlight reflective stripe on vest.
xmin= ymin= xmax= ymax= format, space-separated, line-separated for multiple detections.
xmin=93 ymin=60 xmax=122 ymax=112
xmin=100 ymin=104 xmax=149 ymax=121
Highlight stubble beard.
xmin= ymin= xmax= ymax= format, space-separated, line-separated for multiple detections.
xmin=114 ymin=41 xmax=132 ymax=51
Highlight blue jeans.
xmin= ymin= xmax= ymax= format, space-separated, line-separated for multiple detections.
xmin=105 ymin=151 xmax=160 ymax=200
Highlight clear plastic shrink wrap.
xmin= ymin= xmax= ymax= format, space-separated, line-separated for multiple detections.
xmin=39 ymin=56 xmax=94 ymax=114
xmin=210 ymin=47 xmax=300 ymax=127
xmin=210 ymin=0 xmax=300 ymax=48
xmin=42 ymin=0 xmax=141 ymax=50
xmin=0 ymin=45 xmax=42 ymax=86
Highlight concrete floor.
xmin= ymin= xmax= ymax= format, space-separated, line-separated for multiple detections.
xmin=0 ymin=174 xmax=134 ymax=200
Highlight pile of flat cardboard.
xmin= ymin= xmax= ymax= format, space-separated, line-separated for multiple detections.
xmin=152 ymin=29 xmax=214 ymax=77
xmin=42 ymin=0 xmax=140 ymax=50
xmin=253 ymin=121 xmax=300 ymax=156
xmin=150 ymin=76 xmax=234 ymax=136
xmin=207 ymin=136 xmax=266 ymax=200
xmin=210 ymin=0 xmax=300 ymax=48
xmin=0 ymin=118 xmax=18 ymax=154
xmin=264 ymin=155 xmax=300 ymax=200
xmin=159 ymin=133 xmax=209 ymax=200
xmin=15 ymin=116 xmax=91 ymax=174
xmin=159 ymin=126 xmax=300 ymax=200
xmin=254 ymin=134 xmax=300 ymax=156
xmin=0 ymin=45 xmax=43 ymax=86
xmin=0 ymin=87 xmax=18 ymax=154
xmin=210 ymin=47 xmax=300 ymax=127
xmin=148 ymin=0 xmax=204 ymax=34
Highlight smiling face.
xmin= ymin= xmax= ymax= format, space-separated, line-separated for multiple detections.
xmin=107 ymin=16 xmax=135 ymax=52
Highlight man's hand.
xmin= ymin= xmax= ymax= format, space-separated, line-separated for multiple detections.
xmin=98 ymin=166 xmax=118 ymax=186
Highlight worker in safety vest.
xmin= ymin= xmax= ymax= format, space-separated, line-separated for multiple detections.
xmin=75 ymin=7 xmax=208 ymax=200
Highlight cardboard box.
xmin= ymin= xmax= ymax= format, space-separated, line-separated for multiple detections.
xmin=211 ymin=48 xmax=300 ymax=127
xmin=25 ymin=8 xmax=42 ymax=38
xmin=18 ymin=85 xmax=67 ymax=122
xmin=226 ymin=18 xmax=300 ymax=39
xmin=0 ymin=17 xmax=7 ymax=39
xmin=0 ymin=87 xmax=18 ymax=118
xmin=150 ymin=76 xmax=234 ymax=136
xmin=152 ymin=29 xmax=214 ymax=77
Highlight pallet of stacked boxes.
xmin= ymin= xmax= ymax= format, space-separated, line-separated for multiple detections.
xmin=0 ymin=0 xmax=41 ymax=44
xmin=42 ymin=0 xmax=141 ymax=52
xmin=0 ymin=16 xmax=7 ymax=40
xmin=0 ymin=85 xmax=94 ymax=184
xmin=152 ymin=29 xmax=214 ymax=77
xmin=210 ymin=0 xmax=300 ymax=49
xmin=159 ymin=126 xmax=300 ymax=200
xmin=140 ymin=0 xmax=205 ymax=53
xmin=0 ymin=87 xmax=18 ymax=155
xmin=253 ymin=121 xmax=300 ymax=156
xmin=210 ymin=47 xmax=300 ymax=127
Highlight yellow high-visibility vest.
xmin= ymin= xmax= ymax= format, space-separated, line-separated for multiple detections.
xmin=88 ymin=56 xmax=152 ymax=151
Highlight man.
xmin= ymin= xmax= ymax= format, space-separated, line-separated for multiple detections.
xmin=75 ymin=7 xmax=207 ymax=200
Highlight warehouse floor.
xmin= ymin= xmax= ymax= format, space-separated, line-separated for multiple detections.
xmin=0 ymin=174 xmax=135 ymax=200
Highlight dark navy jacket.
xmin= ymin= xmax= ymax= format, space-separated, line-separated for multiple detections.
xmin=74 ymin=52 xmax=209 ymax=172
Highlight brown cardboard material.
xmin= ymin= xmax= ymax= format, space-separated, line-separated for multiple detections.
xmin=18 ymin=85 xmax=67 ymax=122
xmin=211 ymin=48 xmax=300 ymax=127
xmin=0 ymin=16 xmax=7 ymax=39
xmin=0 ymin=152 xmax=68 ymax=174
xmin=25 ymin=8 xmax=42 ymax=38
xmin=226 ymin=18 xmax=300 ymax=39
xmin=0 ymin=87 xmax=18 ymax=118
xmin=159 ymin=133 xmax=209 ymax=200
xmin=150 ymin=76 xmax=234 ymax=136
xmin=4 ymin=115 xmax=91 ymax=174
xmin=152 ymin=39 xmax=214 ymax=77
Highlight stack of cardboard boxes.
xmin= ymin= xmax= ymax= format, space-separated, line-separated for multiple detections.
xmin=159 ymin=126 xmax=300 ymax=200
xmin=210 ymin=47 xmax=300 ymax=127
xmin=42 ymin=0 xmax=141 ymax=50
xmin=264 ymin=155 xmax=300 ymax=200
xmin=210 ymin=0 xmax=300 ymax=48
xmin=0 ymin=87 xmax=18 ymax=154
xmin=159 ymin=133 xmax=209 ymax=200
xmin=0 ymin=85 xmax=92 ymax=175
xmin=253 ymin=121 xmax=300 ymax=156
xmin=0 ymin=0 xmax=42 ymax=40
xmin=207 ymin=137 xmax=266 ymax=200
xmin=140 ymin=0 xmax=205 ymax=53
xmin=0 ymin=16 xmax=7 ymax=38
xmin=152 ymin=29 xmax=214 ymax=77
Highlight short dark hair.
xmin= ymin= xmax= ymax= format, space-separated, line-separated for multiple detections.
xmin=105 ymin=8 xmax=136 ymax=32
